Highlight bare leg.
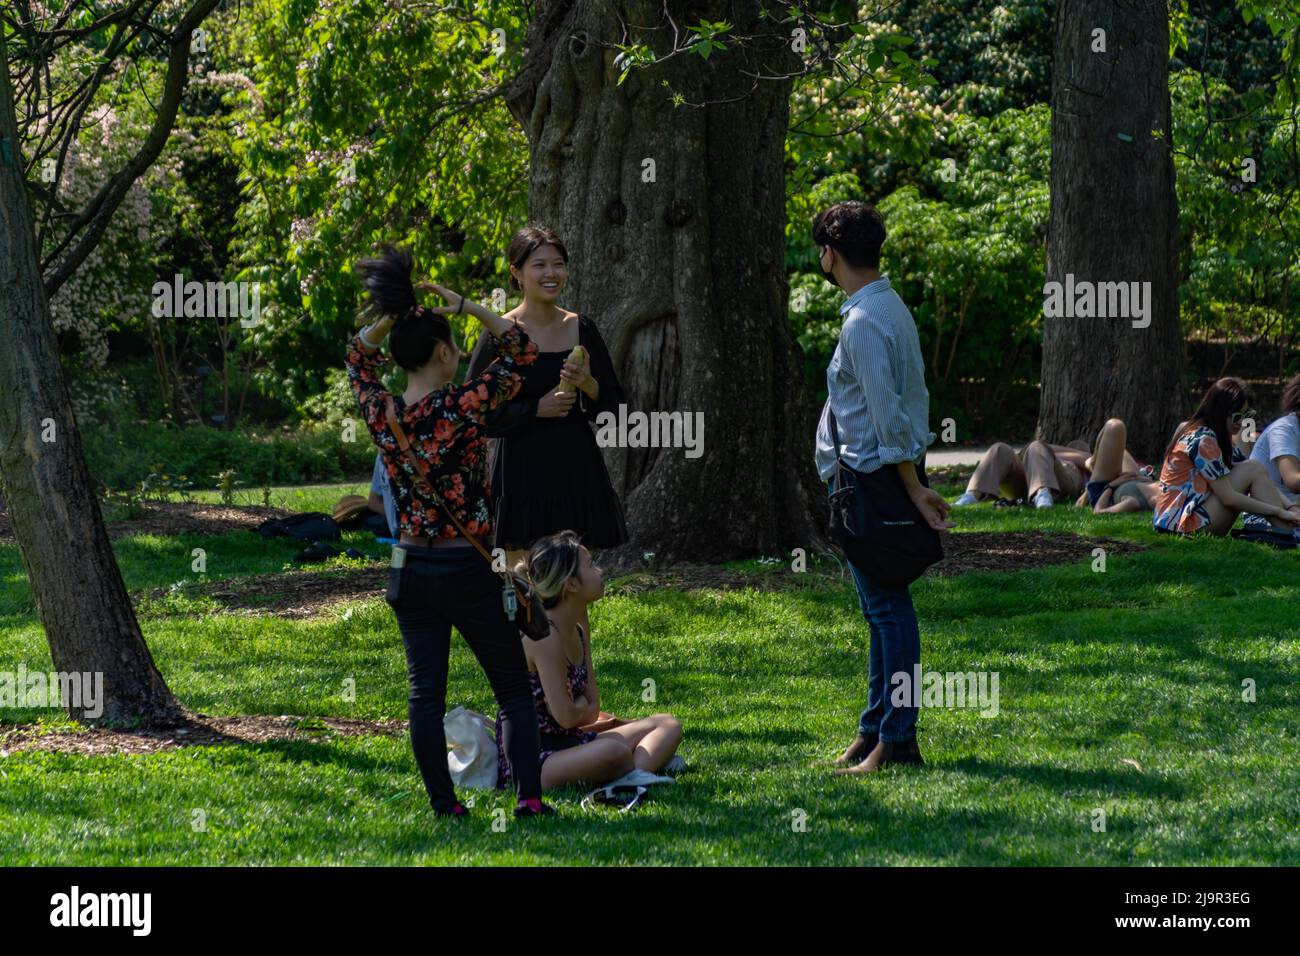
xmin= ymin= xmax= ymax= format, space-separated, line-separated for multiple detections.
xmin=1204 ymin=460 xmax=1299 ymax=534
xmin=1088 ymin=419 xmax=1129 ymax=485
xmin=966 ymin=443 xmax=1026 ymax=499
xmin=598 ymin=715 xmax=683 ymax=772
xmin=540 ymin=736 xmax=634 ymax=790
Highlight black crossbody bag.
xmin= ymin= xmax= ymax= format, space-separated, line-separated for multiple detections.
xmin=827 ymin=410 xmax=943 ymax=587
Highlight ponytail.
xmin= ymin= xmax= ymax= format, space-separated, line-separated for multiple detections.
xmin=355 ymin=246 xmax=453 ymax=371
xmin=520 ymin=531 xmax=584 ymax=609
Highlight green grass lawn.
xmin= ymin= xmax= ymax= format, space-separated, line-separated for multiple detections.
xmin=1 ymin=480 xmax=1297 ymax=865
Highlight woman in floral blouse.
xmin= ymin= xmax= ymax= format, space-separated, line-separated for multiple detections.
xmin=1153 ymin=377 xmax=1300 ymax=537
xmin=346 ymin=247 xmax=551 ymax=820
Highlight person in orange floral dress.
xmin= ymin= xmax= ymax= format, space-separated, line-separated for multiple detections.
xmin=1153 ymin=378 xmax=1300 ymax=537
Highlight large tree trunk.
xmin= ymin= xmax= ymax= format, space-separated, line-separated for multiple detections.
xmin=508 ymin=0 xmax=827 ymax=564
xmin=1039 ymin=0 xmax=1186 ymax=462
xmin=0 ymin=29 xmax=183 ymax=726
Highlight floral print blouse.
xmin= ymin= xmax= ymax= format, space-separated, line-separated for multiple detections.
xmin=345 ymin=318 xmax=538 ymax=539
xmin=1153 ymin=425 xmax=1246 ymax=534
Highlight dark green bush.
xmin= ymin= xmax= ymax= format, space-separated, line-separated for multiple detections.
xmin=82 ymin=421 xmax=375 ymax=491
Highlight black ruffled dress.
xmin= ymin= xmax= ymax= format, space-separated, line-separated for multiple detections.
xmin=464 ymin=315 xmax=629 ymax=550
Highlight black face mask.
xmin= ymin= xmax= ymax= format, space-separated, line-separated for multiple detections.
xmin=819 ymin=247 xmax=838 ymax=288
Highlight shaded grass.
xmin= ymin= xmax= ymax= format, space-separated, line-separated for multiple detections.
xmin=0 ymin=489 xmax=1297 ymax=864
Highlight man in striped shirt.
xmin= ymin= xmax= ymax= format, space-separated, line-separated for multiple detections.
xmin=812 ymin=200 xmax=952 ymax=775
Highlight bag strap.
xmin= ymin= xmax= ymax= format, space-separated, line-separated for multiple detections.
xmin=827 ymin=406 xmax=851 ymax=481
xmin=384 ymin=394 xmax=499 ymax=570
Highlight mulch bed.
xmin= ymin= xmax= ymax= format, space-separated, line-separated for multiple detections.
xmin=607 ymin=532 xmax=1144 ymax=593
xmin=0 ymin=500 xmax=295 ymax=543
xmin=0 ymin=713 xmax=406 ymax=756
xmin=138 ymin=565 xmax=389 ymax=619
xmin=933 ymin=530 xmax=1145 ymax=576
xmin=132 ymin=530 xmax=1147 ymax=616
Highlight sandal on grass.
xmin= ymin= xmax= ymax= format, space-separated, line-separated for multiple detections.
xmin=581 ymin=784 xmax=649 ymax=814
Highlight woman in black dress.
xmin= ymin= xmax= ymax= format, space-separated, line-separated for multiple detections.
xmin=466 ymin=224 xmax=629 ymax=569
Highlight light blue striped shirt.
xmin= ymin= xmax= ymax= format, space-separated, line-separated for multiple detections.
xmin=815 ymin=277 xmax=934 ymax=480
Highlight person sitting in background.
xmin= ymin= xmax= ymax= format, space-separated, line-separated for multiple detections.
xmin=951 ymin=438 xmax=1092 ymax=508
xmin=1074 ymin=418 xmax=1157 ymax=514
xmin=496 ymin=531 xmax=684 ymax=791
xmin=1248 ymin=373 xmax=1300 ymax=503
xmin=368 ymin=451 xmax=399 ymax=539
xmin=1153 ymin=377 xmax=1300 ymax=537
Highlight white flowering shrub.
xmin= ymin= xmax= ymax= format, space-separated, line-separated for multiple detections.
xmin=38 ymin=102 xmax=176 ymax=369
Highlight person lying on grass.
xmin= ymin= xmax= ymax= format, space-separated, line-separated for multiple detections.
xmin=950 ymin=438 xmax=1092 ymax=508
xmin=1153 ymin=377 xmax=1300 ymax=538
xmin=495 ymin=530 xmax=683 ymax=791
xmin=1071 ymin=417 xmax=1158 ymax=515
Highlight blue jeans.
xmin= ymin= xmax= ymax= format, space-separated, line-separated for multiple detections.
xmin=847 ymin=559 xmax=921 ymax=743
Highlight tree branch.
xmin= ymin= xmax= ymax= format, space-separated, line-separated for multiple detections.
xmin=40 ymin=0 xmax=225 ymax=300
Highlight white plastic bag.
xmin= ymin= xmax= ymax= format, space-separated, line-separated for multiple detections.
xmin=444 ymin=706 xmax=499 ymax=789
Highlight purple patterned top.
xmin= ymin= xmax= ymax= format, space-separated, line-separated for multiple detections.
xmin=496 ymin=624 xmax=598 ymax=786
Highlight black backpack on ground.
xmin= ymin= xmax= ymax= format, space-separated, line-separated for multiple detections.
xmin=257 ymin=512 xmax=341 ymax=542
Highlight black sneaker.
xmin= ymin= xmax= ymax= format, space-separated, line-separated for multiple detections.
xmin=514 ymin=798 xmax=555 ymax=818
xmin=434 ymin=802 xmax=470 ymax=818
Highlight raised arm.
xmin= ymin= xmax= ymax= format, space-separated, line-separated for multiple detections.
xmin=417 ymin=283 xmax=539 ymax=425
xmin=345 ymin=315 xmax=400 ymax=447
xmin=466 ymin=327 xmax=539 ymax=437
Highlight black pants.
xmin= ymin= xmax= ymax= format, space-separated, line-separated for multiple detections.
xmin=386 ymin=545 xmax=542 ymax=810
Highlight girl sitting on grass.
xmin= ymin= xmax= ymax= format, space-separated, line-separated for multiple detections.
xmin=1153 ymin=377 xmax=1300 ymax=537
xmin=496 ymin=531 xmax=684 ymax=791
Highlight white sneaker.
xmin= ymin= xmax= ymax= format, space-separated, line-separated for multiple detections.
xmin=952 ymin=492 xmax=980 ymax=506
xmin=662 ymin=755 xmax=687 ymax=776
xmin=1032 ymin=488 xmax=1055 ymax=508
xmin=607 ymin=768 xmax=675 ymax=788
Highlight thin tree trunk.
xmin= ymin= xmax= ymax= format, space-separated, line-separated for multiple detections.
xmin=1039 ymin=0 xmax=1187 ymax=462
xmin=509 ymin=0 xmax=827 ymax=563
xmin=0 ymin=28 xmax=183 ymax=726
